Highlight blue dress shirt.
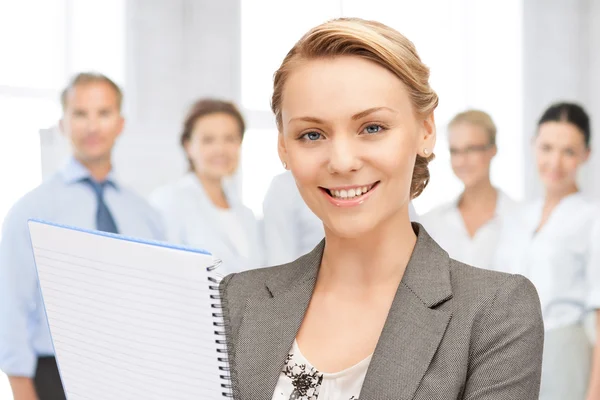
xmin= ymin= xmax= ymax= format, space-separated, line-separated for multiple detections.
xmin=0 ymin=158 xmax=166 ymax=377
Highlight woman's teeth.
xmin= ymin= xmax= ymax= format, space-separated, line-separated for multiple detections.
xmin=330 ymin=185 xmax=374 ymax=199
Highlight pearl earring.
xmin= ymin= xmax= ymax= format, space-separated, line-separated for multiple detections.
xmin=282 ymin=162 xmax=287 ymax=169
xmin=423 ymin=148 xmax=430 ymax=156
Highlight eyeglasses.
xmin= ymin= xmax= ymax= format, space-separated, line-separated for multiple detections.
xmin=449 ymin=144 xmax=494 ymax=156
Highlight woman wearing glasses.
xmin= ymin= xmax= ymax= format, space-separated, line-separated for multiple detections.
xmin=420 ymin=110 xmax=517 ymax=271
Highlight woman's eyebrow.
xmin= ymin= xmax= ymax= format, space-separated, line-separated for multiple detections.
xmin=289 ymin=116 xmax=325 ymax=124
xmin=351 ymin=106 xmax=396 ymax=121
xmin=289 ymin=107 xmax=396 ymax=125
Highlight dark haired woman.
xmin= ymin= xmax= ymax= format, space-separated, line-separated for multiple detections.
xmin=495 ymin=102 xmax=600 ymax=400
xmin=150 ymin=98 xmax=264 ymax=274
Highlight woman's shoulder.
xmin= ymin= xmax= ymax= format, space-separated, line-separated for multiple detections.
xmin=428 ymin=259 xmax=544 ymax=396
xmin=220 ymin=253 xmax=541 ymax=318
xmin=219 ymin=260 xmax=308 ymax=332
xmin=220 ymin=266 xmax=270 ymax=301
xmin=447 ymin=258 xmax=541 ymax=324
xmin=220 ymin=260 xmax=302 ymax=299
xmin=571 ymin=193 xmax=600 ymax=214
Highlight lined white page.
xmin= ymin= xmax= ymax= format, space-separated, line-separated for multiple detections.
xmin=28 ymin=220 xmax=229 ymax=400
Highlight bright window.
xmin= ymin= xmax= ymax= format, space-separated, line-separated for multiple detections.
xmin=0 ymin=0 xmax=67 ymax=90
xmin=240 ymin=0 xmax=342 ymax=112
xmin=67 ymin=0 xmax=126 ymax=85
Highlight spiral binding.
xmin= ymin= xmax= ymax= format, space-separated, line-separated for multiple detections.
xmin=207 ymin=259 xmax=233 ymax=398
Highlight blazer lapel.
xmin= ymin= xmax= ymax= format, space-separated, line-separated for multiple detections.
xmin=360 ymin=224 xmax=453 ymax=400
xmin=232 ymin=225 xmax=452 ymax=400
xmin=234 ymin=242 xmax=323 ymax=399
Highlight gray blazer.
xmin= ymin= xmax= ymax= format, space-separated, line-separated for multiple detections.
xmin=220 ymin=224 xmax=544 ymax=399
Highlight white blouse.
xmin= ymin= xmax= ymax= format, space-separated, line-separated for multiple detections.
xmin=272 ymin=340 xmax=372 ymax=400
xmin=148 ymin=173 xmax=264 ymax=275
xmin=420 ymin=190 xmax=517 ymax=271
xmin=494 ymin=193 xmax=600 ymax=332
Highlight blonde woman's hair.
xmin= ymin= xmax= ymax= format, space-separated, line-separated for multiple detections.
xmin=448 ymin=110 xmax=497 ymax=146
xmin=271 ymin=17 xmax=438 ymax=199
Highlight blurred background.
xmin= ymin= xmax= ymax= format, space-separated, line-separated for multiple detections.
xmin=1 ymin=0 xmax=599 ymax=395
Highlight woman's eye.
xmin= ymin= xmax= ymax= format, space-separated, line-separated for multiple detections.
xmin=303 ymin=132 xmax=322 ymax=141
xmin=364 ymin=124 xmax=383 ymax=134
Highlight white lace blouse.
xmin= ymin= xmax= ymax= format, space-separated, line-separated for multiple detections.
xmin=272 ymin=340 xmax=372 ymax=400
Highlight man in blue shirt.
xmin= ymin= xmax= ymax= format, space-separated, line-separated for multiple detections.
xmin=0 ymin=73 xmax=166 ymax=400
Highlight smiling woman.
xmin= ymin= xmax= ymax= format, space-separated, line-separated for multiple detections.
xmin=419 ymin=110 xmax=518 ymax=271
xmin=149 ymin=99 xmax=264 ymax=275
xmin=276 ymin=55 xmax=433 ymax=242
xmin=494 ymin=102 xmax=600 ymax=400
xmin=220 ymin=17 xmax=544 ymax=399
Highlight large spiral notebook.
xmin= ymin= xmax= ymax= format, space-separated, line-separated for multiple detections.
xmin=27 ymin=220 xmax=232 ymax=399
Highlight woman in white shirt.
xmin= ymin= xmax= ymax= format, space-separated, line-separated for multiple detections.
xmin=495 ymin=102 xmax=600 ymax=399
xmin=150 ymin=99 xmax=263 ymax=274
xmin=420 ymin=110 xmax=516 ymax=270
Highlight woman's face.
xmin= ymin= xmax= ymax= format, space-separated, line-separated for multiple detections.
xmin=448 ymin=122 xmax=496 ymax=189
xmin=185 ymin=112 xmax=243 ymax=180
xmin=535 ymin=121 xmax=589 ymax=194
xmin=278 ymin=56 xmax=435 ymax=239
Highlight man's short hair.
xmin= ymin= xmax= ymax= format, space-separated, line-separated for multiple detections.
xmin=60 ymin=72 xmax=123 ymax=112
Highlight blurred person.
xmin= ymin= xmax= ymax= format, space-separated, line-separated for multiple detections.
xmin=0 ymin=73 xmax=165 ymax=400
xmin=420 ymin=110 xmax=517 ymax=270
xmin=263 ymin=171 xmax=419 ymax=265
xmin=495 ymin=102 xmax=600 ymax=400
xmin=150 ymin=99 xmax=263 ymax=274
